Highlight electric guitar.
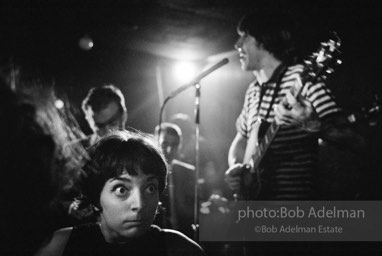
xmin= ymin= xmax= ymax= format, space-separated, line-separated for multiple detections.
xmin=201 ymin=96 xmax=380 ymax=210
xmin=235 ymin=33 xmax=342 ymax=200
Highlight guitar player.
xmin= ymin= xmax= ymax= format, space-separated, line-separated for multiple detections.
xmin=224 ymin=9 xmax=365 ymax=201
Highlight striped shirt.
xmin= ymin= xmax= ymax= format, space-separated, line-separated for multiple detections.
xmin=236 ymin=64 xmax=340 ymax=199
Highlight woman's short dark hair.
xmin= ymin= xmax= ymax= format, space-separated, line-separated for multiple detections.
xmin=82 ymin=130 xmax=168 ymax=208
xmin=237 ymin=9 xmax=297 ymax=62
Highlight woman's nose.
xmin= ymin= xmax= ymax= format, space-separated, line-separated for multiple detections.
xmin=130 ymin=189 xmax=144 ymax=212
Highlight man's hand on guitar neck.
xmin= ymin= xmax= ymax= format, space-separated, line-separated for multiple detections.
xmin=274 ymin=90 xmax=321 ymax=132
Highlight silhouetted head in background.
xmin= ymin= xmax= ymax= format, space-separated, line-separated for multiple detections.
xmin=82 ymin=85 xmax=127 ymax=137
xmin=154 ymin=122 xmax=182 ymax=163
xmin=0 ymin=77 xmax=87 ymax=253
xmin=169 ymin=113 xmax=194 ymax=142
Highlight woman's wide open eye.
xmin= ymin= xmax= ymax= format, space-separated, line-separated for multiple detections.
xmin=145 ymin=184 xmax=158 ymax=195
xmin=113 ymin=185 xmax=129 ymax=197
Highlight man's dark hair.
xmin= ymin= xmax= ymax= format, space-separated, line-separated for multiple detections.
xmin=169 ymin=113 xmax=193 ymax=141
xmin=154 ymin=122 xmax=182 ymax=144
xmin=82 ymin=84 xmax=127 ymax=122
xmin=237 ymin=9 xmax=297 ymax=62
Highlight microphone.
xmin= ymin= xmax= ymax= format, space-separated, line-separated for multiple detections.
xmin=167 ymin=58 xmax=229 ymax=99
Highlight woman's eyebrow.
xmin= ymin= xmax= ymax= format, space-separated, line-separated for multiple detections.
xmin=109 ymin=175 xmax=158 ymax=183
xmin=110 ymin=177 xmax=131 ymax=183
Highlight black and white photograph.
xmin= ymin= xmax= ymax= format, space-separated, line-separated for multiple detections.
xmin=0 ymin=0 xmax=381 ymax=255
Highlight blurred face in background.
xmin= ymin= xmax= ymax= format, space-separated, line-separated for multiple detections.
xmin=87 ymin=101 xmax=124 ymax=137
xmin=158 ymin=131 xmax=180 ymax=163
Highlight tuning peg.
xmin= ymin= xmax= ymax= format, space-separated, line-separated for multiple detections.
xmin=336 ymin=59 xmax=342 ymax=65
xmin=326 ymin=68 xmax=334 ymax=74
xmin=321 ymin=75 xmax=328 ymax=80
xmin=304 ymin=60 xmax=312 ymax=65
xmin=309 ymin=72 xmax=317 ymax=77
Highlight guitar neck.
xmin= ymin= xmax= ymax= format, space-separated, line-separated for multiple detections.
xmin=252 ymin=75 xmax=305 ymax=169
xmin=252 ymin=121 xmax=280 ymax=169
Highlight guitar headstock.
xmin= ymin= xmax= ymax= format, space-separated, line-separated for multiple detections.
xmin=302 ymin=32 xmax=342 ymax=83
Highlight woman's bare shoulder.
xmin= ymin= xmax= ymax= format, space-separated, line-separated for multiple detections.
xmin=34 ymin=227 xmax=73 ymax=256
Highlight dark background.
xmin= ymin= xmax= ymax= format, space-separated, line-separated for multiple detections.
xmin=1 ymin=0 xmax=381 ymax=199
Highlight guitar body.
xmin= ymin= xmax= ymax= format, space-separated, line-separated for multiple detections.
xmin=236 ymin=119 xmax=270 ymax=200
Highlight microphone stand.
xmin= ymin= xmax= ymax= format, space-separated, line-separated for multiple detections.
xmin=192 ymin=83 xmax=201 ymax=242
xmin=157 ymin=58 xmax=229 ymax=242
xmin=157 ymin=83 xmax=201 ymax=242
xmin=158 ymin=58 xmax=228 ymax=145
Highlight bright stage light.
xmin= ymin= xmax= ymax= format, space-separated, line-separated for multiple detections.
xmin=173 ymin=61 xmax=198 ymax=84
xmin=54 ymin=99 xmax=64 ymax=109
xmin=79 ymin=35 xmax=94 ymax=50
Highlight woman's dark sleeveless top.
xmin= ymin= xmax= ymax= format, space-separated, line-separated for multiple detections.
xmin=63 ymin=223 xmax=169 ymax=256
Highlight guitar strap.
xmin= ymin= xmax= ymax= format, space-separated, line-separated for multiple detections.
xmin=259 ymin=63 xmax=288 ymax=120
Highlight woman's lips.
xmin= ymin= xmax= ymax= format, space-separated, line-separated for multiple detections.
xmin=123 ymin=219 xmax=149 ymax=225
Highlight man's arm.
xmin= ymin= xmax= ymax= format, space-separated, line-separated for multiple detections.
xmin=225 ymin=133 xmax=247 ymax=191
xmin=274 ymin=91 xmax=366 ymax=153
xmin=228 ymin=132 xmax=246 ymax=167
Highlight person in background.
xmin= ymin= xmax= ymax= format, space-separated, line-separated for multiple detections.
xmin=81 ymin=84 xmax=128 ymax=146
xmin=154 ymin=122 xmax=196 ymax=239
xmin=36 ymin=131 xmax=205 ymax=256
xmin=0 ymin=76 xmax=87 ymax=254
xmin=61 ymin=84 xmax=129 ymax=223
xmin=169 ymin=113 xmax=221 ymax=198
xmin=224 ymin=9 xmax=365 ymax=201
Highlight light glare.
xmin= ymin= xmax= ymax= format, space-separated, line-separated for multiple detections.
xmin=54 ymin=99 xmax=64 ymax=109
xmin=173 ymin=61 xmax=197 ymax=84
